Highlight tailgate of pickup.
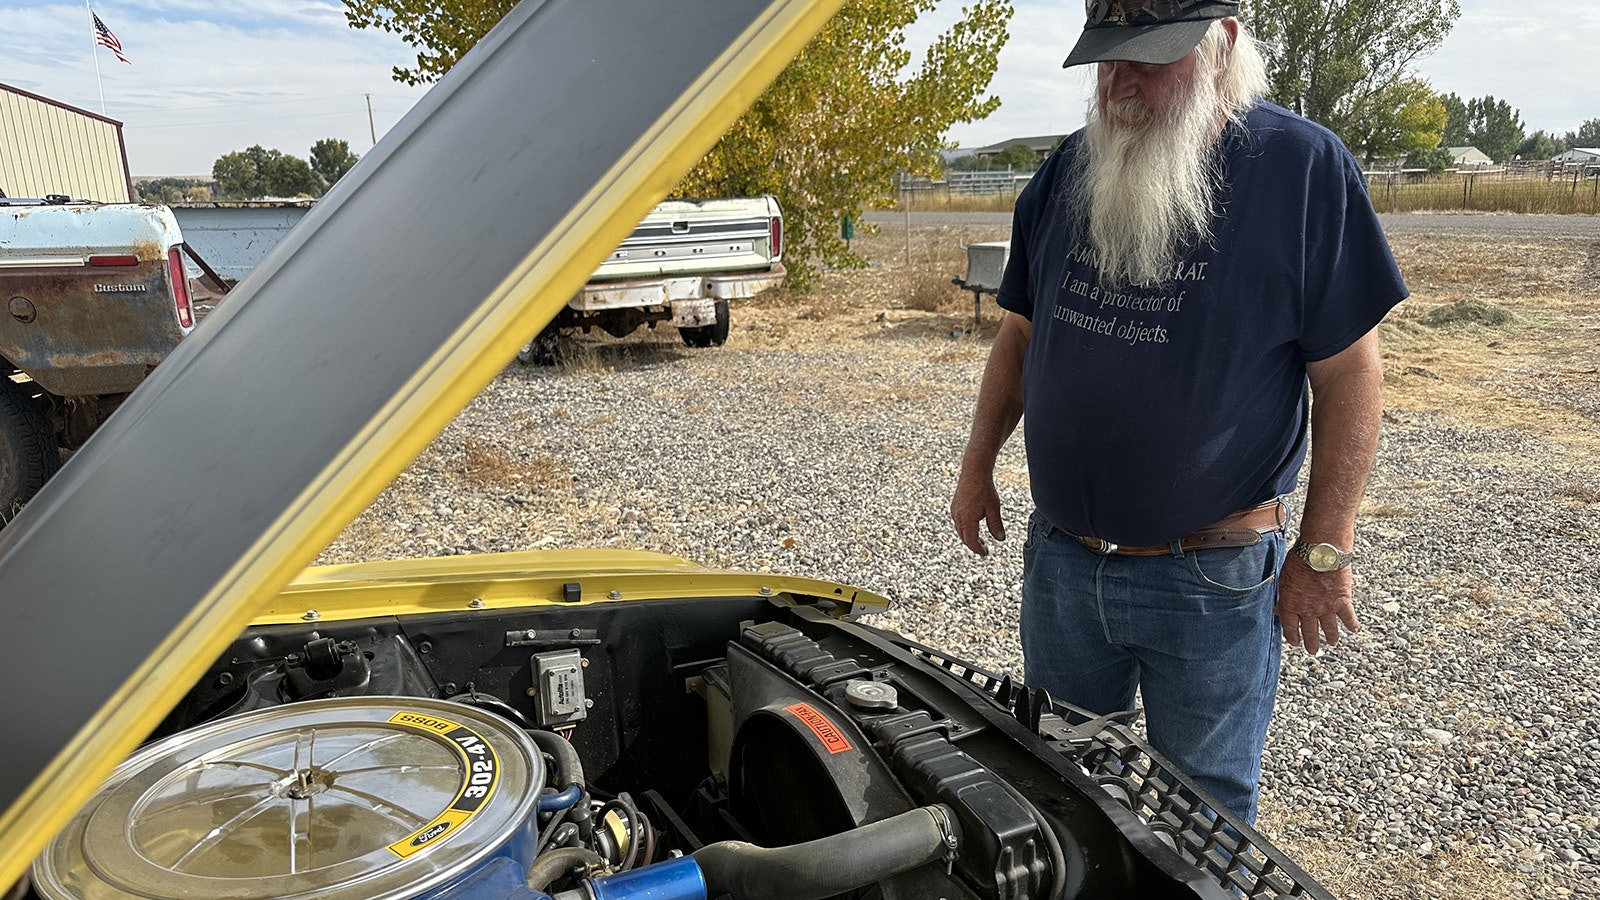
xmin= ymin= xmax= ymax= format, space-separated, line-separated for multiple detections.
xmin=570 ymin=264 xmax=787 ymax=311
xmin=0 ymin=205 xmax=189 ymax=395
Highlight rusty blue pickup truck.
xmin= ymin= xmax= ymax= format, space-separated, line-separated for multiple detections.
xmin=0 ymin=200 xmax=199 ymax=520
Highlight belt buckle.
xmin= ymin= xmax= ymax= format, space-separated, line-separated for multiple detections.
xmin=1087 ymin=537 xmax=1119 ymax=555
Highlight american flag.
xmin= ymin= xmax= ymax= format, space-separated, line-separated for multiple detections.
xmin=92 ymin=11 xmax=129 ymax=65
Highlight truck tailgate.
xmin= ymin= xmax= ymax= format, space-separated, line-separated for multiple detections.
xmin=0 ymin=204 xmax=188 ymax=395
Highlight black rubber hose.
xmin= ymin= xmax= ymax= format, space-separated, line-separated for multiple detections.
xmin=525 ymin=847 xmax=604 ymax=893
xmin=449 ymin=690 xmax=534 ymax=729
xmin=691 ymin=805 xmax=956 ymax=900
xmin=526 ymin=728 xmax=585 ymax=791
xmin=533 ymin=806 xmax=569 ymax=856
xmin=527 ymin=729 xmax=592 ymax=838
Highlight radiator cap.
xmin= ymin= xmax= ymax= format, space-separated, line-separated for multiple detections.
xmin=844 ymin=679 xmax=898 ymax=710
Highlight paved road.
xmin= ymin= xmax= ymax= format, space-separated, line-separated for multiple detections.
xmin=863 ymin=210 xmax=1600 ymax=241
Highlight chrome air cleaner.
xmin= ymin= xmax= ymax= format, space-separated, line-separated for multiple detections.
xmin=34 ymin=697 xmax=543 ymax=900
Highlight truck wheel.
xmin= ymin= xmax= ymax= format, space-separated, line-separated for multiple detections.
xmin=516 ymin=324 xmax=562 ymax=366
xmin=679 ymin=299 xmax=730 ymax=348
xmin=0 ymin=379 xmax=62 ymax=523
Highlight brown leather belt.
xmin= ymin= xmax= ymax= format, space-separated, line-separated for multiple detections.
xmin=1072 ymin=500 xmax=1287 ymax=557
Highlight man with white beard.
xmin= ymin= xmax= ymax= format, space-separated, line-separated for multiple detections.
xmin=951 ymin=0 xmax=1408 ymax=824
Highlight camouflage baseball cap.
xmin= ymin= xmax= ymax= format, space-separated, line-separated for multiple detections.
xmin=1063 ymin=0 xmax=1238 ymax=68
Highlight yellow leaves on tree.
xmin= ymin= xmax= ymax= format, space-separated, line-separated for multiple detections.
xmin=343 ymin=0 xmax=515 ymax=86
xmin=677 ymin=0 xmax=1011 ymax=287
xmin=342 ymin=0 xmax=1012 ymax=287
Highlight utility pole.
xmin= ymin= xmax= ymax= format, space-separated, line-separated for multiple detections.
xmin=366 ymin=94 xmax=377 ymax=147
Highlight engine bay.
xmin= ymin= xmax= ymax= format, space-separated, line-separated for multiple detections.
xmin=26 ymin=593 xmax=1326 ymax=900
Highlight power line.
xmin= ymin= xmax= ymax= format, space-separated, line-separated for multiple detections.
xmin=125 ymin=107 xmax=412 ymax=129
xmin=118 ymin=92 xmax=420 ymax=115
xmin=115 ymin=90 xmax=419 ymax=117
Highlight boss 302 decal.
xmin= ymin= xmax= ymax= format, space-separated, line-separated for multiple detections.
xmin=384 ymin=711 xmax=501 ymax=857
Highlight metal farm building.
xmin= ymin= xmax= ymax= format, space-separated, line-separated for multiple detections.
xmin=0 ymin=83 xmax=133 ymax=202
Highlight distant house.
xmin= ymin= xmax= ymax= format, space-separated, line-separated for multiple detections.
xmin=1554 ymin=148 xmax=1600 ymax=164
xmin=968 ymin=135 xmax=1068 ymax=161
xmin=1447 ymin=146 xmax=1494 ymax=166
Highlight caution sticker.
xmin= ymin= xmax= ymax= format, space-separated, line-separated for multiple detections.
xmin=385 ymin=711 xmax=502 ymax=857
xmin=784 ymin=702 xmax=853 ymax=754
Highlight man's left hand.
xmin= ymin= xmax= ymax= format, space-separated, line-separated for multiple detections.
xmin=1276 ymin=555 xmax=1361 ymax=654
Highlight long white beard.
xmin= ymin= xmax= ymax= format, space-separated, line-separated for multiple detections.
xmin=1068 ymin=71 xmax=1226 ymax=287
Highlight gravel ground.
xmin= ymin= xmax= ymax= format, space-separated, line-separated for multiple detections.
xmin=324 ymin=225 xmax=1600 ymax=900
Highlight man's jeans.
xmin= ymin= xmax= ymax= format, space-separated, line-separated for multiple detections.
xmin=1021 ymin=512 xmax=1284 ymax=824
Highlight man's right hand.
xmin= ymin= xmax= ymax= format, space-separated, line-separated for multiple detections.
xmin=951 ymin=312 xmax=1030 ymax=557
xmin=952 ymin=470 xmax=1006 ymax=556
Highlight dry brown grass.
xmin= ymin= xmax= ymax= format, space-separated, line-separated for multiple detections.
xmin=1274 ymin=839 xmax=1523 ymax=900
xmin=895 ymin=193 xmax=1018 ymax=213
xmin=730 ymin=225 xmax=1011 ymax=351
xmin=1555 ymin=480 xmax=1600 ymax=504
xmin=1374 ymin=234 xmax=1600 ymax=469
xmin=902 ymin=269 xmax=969 ymax=312
xmin=550 ymin=334 xmax=684 ymax=375
xmin=460 ymin=437 xmax=569 ymax=493
xmin=1370 ymin=177 xmax=1600 ymax=215
xmin=1359 ymin=501 xmax=1416 ymax=520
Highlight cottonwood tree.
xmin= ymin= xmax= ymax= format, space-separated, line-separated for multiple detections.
xmin=135 ymin=177 xmax=211 ymax=203
xmin=310 ymin=139 xmax=361 ymax=189
xmin=1339 ymin=79 xmax=1448 ymax=163
xmin=341 ymin=0 xmax=1012 ymax=286
xmin=1439 ymin=92 xmax=1469 ymax=147
xmin=1404 ymin=146 xmax=1453 ymax=173
xmin=212 ymin=146 xmax=321 ymax=199
xmin=1565 ymin=118 xmax=1600 ymax=149
xmin=1517 ymin=130 xmax=1565 ymax=162
xmin=1462 ymin=96 xmax=1524 ymax=163
xmin=344 ymin=0 xmax=509 ymax=86
xmin=1247 ymin=0 xmax=1458 ymax=159
xmin=1436 ymin=95 xmax=1523 ymax=163
xmin=675 ymin=0 xmax=1010 ymax=284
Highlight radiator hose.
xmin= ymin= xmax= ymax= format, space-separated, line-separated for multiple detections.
xmin=690 ymin=804 xmax=959 ymax=900
xmin=527 ymin=728 xmax=593 ymax=837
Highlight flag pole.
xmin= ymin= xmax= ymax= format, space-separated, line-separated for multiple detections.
xmin=85 ymin=1 xmax=106 ymax=115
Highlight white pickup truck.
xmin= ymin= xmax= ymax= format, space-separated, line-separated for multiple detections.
xmin=170 ymin=196 xmax=787 ymax=365
xmin=518 ymin=195 xmax=785 ymax=363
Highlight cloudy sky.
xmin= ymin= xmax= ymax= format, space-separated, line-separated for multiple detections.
xmin=929 ymin=0 xmax=1600 ymax=150
xmin=5 ymin=1 xmax=431 ymax=176
xmin=4 ymin=0 xmax=1597 ymax=178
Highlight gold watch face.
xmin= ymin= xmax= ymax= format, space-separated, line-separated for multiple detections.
xmin=1306 ymin=543 xmax=1341 ymax=570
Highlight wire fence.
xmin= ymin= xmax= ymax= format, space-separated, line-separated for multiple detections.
xmin=897 ymin=170 xmax=1034 ymax=208
xmin=891 ymin=159 xmax=1600 ymax=215
xmin=1365 ymin=160 xmax=1600 ymax=214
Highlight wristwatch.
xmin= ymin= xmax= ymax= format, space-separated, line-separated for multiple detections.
xmin=1291 ymin=540 xmax=1354 ymax=572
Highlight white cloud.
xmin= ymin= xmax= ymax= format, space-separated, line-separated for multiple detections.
xmin=913 ymin=0 xmax=1599 ymax=148
xmin=1416 ymin=4 xmax=1600 ymax=133
xmin=4 ymin=0 xmax=1594 ymax=175
xmin=5 ymin=2 xmax=428 ymax=175
xmin=900 ymin=1 xmax=1095 ymax=150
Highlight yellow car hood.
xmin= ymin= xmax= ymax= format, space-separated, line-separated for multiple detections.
xmin=0 ymin=0 xmax=843 ymax=885
xmin=263 ymin=549 xmax=887 ymax=626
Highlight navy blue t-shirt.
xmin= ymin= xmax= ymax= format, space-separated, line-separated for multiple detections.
xmin=997 ymin=102 xmax=1407 ymax=545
